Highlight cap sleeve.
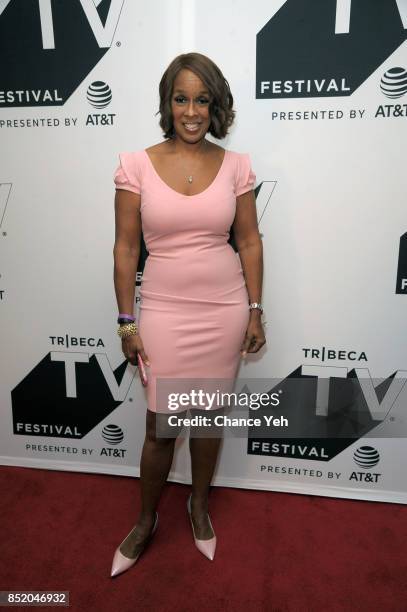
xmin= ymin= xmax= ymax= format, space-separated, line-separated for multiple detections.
xmin=113 ymin=152 xmax=141 ymax=194
xmin=236 ymin=152 xmax=256 ymax=197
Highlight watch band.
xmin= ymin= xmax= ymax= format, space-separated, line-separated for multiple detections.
xmin=249 ymin=302 xmax=263 ymax=313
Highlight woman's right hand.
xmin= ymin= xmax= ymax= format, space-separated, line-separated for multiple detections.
xmin=121 ymin=333 xmax=150 ymax=367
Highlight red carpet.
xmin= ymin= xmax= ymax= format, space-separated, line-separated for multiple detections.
xmin=1 ymin=465 xmax=406 ymax=611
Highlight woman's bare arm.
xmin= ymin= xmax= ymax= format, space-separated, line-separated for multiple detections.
xmin=232 ymin=189 xmax=263 ymax=307
xmin=232 ymin=189 xmax=266 ymax=356
xmin=113 ymin=189 xmax=142 ymax=315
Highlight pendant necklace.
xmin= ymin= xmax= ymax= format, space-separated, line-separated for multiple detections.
xmin=182 ymin=140 xmax=208 ymax=183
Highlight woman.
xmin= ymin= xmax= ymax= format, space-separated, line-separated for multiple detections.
xmin=111 ymin=52 xmax=265 ymax=576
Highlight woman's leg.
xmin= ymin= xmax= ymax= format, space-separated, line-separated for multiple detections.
xmin=188 ymin=408 xmax=223 ymax=540
xmin=119 ymin=409 xmax=181 ymax=557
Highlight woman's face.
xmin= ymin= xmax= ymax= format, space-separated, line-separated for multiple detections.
xmin=170 ymin=68 xmax=212 ymax=142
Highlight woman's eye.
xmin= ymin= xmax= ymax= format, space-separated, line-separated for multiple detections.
xmin=173 ymin=96 xmax=210 ymax=104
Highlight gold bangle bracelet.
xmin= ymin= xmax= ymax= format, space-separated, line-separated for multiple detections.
xmin=117 ymin=322 xmax=139 ymax=339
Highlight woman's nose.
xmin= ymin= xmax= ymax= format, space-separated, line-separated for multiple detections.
xmin=184 ymin=99 xmax=198 ymax=116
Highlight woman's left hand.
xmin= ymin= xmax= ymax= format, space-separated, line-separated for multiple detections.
xmin=240 ymin=312 xmax=266 ymax=357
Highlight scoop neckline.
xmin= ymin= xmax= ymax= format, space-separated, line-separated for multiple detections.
xmin=143 ymin=147 xmax=228 ymax=198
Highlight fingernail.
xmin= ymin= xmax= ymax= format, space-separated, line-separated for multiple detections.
xmin=241 ymin=352 xmax=247 ymax=358
xmin=145 ymin=361 xmax=151 ymax=366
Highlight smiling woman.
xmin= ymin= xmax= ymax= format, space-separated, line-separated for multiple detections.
xmin=157 ymin=52 xmax=236 ymax=140
xmin=170 ymin=88 xmax=210 ymax=141
xmin=111 ymin=52 xmax=265 ymax=576
xmin=173 ymin=91 xmax=210 ymax=132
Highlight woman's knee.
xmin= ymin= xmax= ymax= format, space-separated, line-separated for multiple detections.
xmin=145 ymin=409 xmax=181 ymax=444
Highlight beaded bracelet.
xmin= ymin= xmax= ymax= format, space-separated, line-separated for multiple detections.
xmin=118 ymin=312 xmax=136 ymax=324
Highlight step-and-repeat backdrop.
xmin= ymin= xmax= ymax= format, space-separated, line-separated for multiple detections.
xmin=1 ymin=0 xmax=406 ymax=503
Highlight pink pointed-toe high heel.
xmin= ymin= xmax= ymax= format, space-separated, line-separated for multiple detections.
xmin=110 ymin=512 xmax=158 ymax=577
xmin=187 ymin=494 xmax=216 ymax=561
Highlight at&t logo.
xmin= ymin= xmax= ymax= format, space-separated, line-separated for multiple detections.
xmin=349 ymin=445 xmax=381 ymax=484
xmin=101 ymin=423 xmax=126 ymax=457
xmin=86 ymin=80 xmax=116 ymax=126
xmin=380 ymin=67 xmax=407 ymax=99
xmin=375 ymin=66 xmax=407 ymax=118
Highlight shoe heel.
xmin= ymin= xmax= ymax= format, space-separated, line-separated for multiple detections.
xmin=110 ymin=511 xmax=158 ymax=577
xmin=187 ymin=494 xmax=216 ymax=561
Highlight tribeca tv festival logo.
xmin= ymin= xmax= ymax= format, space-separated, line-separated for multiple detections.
xmin=247 ymin=366 xmax=406 ymax=461
xmin=11 ymin=349 xmax=137 ymax=440
xmin=257 ymin=0 xmax=407 ymax=100
xmin=0 ymin=0 xmax=124 ymax=108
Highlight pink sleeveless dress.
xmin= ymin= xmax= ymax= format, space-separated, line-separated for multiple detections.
xmin=114 ymin=148 xmax=256 ymax=413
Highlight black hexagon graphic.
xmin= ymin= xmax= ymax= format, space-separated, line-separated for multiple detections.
xmin=247 ymin=367 xmax=394 ymax=460
xmin=256 ymin=0 xmax=407 ymax=98
xmin=11 ymin=352 xmax=128 ymax=438
xmin=0 ymin=0 xmax=121 ymax=107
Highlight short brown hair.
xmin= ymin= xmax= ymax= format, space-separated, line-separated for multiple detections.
xmin=157 ymin=52 xmax=235 ymax=140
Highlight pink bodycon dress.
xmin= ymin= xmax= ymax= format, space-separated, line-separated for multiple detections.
xmin=113 ymin=147 xmax=256 ymax=413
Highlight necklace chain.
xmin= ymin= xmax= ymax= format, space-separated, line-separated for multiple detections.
xmin=171 ymin=138 xmax=208 ymax=183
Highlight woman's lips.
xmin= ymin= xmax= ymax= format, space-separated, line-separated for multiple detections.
xmin=184 ymin=123 xmax=201 ymax=132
